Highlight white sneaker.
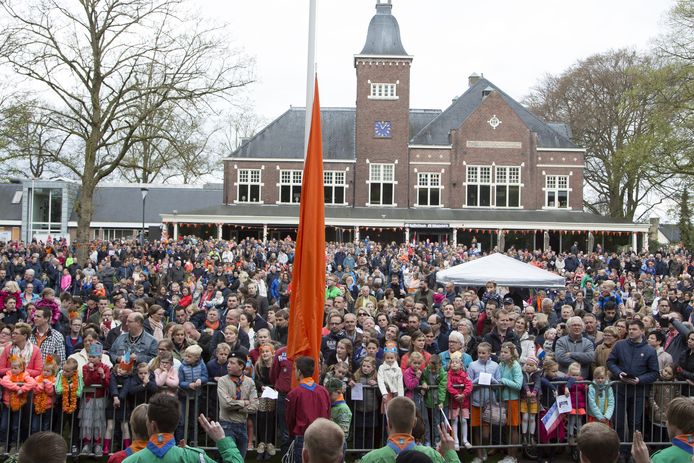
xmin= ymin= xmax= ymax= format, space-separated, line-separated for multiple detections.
xmin=454 ymin=442 xmax=460 ymax=451
xmin=499 ymin=457 xmax=518 ymax=463
xmin=471 ymin=458 xmax=483 ymax=463
xmin=463 ymin=441 xmax=473 ymax=449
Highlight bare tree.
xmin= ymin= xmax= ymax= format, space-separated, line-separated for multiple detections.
xmin=0 ymin=0 xmax=253 ymax=261
xmin=525 ymin=49 xmax=678 ymax=221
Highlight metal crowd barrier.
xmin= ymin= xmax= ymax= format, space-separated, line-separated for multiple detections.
xmin=0 ymin=380 xmax=689 ymax=457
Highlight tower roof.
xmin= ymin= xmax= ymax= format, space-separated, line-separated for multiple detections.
xmin=359 ymin=1 xmax=408 ymax=56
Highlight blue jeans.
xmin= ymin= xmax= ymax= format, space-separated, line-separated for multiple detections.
xmin=0 ymin=408 xmax=20 ymax=446
xmin=221 ymin=420 xmax=248 ymax=458
xmin=31 ymin=411 xmax=53 ymax=433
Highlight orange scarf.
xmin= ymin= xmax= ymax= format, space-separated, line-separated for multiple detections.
xmin=33 ymin=374 xmax=56 ymax=414
xmin=8 ymin=372 xmax=28 ymax=411
xmin=61 ymin=373 xmax=79 ymax=414
xmin=205 ymin=319 xmax=220 ymax=331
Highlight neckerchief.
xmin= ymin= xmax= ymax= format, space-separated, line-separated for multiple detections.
xmin=331 ymin=393 xmax=345 ymax=407
xmin=146 ymin=433 xmax=176 ymax=458
xmin=386 ymin=434 xmax=417 ymax=455
xmin=300 ymin=377 xmax=316 ymax=391
xmin=125 ymin=439 xmax=148 ymax=456
xmin=230 ymin=374 xmax=245 ymax=400
xmin=671 ymin=434 xmax=694 ymax=455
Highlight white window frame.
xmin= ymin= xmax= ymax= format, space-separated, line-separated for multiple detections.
xmin=415 ymin=172 xmax=443 ymax=207
xmin=543 ymin=174 xmax=571 ymax=209
xmin=368 ymin=82 xmax=398 ymax=100
xmin=324 ymin=170 xmax=348 ymax=205
xmin=494 ymin=166 xmax=523 ymax=208
xmin=464 ymin=165 xmax=492 ymax=207
xmin=235 ymin=169 xmax=263 ymax=204
xmin=366 ymin=163 xmax=397 ymax=206
xmin=277 ymin=169 xmax=303 ymax=204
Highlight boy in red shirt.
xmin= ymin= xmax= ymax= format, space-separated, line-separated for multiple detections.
xmin=285 ymin=356 xmax=330 ymax=463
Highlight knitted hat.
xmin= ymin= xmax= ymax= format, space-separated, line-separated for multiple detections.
xmin=525 ymin=356 xmax=539 ymax=367
xmin=88 ymin=342 xmax=103 ymax=357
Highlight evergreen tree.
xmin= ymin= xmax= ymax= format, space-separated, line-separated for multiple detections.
xmin=679 ymin=189 xmax=693 ymax=248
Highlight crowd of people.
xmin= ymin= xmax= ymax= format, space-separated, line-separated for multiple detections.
xmin=0 ymin=236 xmax=693 ymax=463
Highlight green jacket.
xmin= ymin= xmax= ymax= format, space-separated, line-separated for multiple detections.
xmin=651 ymin=445 xmax=692 ymax=463
xmin=331 ymin=401 xmax=353 ymax=438
xmin=122 ymin=437 xmax=242 ymax=463
xmin=361 ymin=443 xmax=460 ymax=463
xmin=422 ymin=366 xmax=447 ymax=408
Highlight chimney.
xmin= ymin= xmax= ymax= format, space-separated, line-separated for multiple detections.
xmin=468 ymin=72 xmax=480 ymax=87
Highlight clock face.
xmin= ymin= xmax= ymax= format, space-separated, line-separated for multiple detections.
xmin=374 ymin=120 xmax=392 ymax=138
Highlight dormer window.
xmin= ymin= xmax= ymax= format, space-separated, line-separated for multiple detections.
xmin=369 ymin=82 xmax=398 ymax=100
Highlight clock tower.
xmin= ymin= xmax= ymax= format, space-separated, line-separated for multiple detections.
xmin=354 ymin=0 xmax=412 ymax=207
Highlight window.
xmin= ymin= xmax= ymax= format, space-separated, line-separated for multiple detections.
xmin=102 ymin=229 xmax=135 ymax=241
xmin=29 ymin=187 xmax=62 ymax=235
xmin=280 ymin=170 xmax=303 ymax=204
xmin=324 ymin=171 xmax=347 ymax=205
xmin=545 ymin=175 xmax=570 ymax=208
xmin=369 ymin=83 xmax=397 ymax=100
xmin=237 ymin=169 xmax=261 ymax=203
xmin=466 ymin=166 xmax=491 ymax=207
xmin=368 ymin=163 xmax=395 ymax=205
xmin=416 ymin=172 xmax=442 ymax=206
xmin=495 ymin=166 xmax=521 ymax=208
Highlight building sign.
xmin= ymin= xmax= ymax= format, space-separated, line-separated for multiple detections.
xmin=466 ymin=140 xmax=522 ymax=149
xmin=405 ymin=223 xmax=450 ymax=229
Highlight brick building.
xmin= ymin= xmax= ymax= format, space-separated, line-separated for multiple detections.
xmin=161 ymin=0 xmax=649 ymax=252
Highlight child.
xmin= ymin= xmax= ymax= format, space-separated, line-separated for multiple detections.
xmin=326 ymin=377 xmax=352 ymax=463
xmin=217 ymin=350 xmax=257 ymax=457
xmin=153 ymin=350 xmax=179 ymax=395
xmin=543 ymin=328 xmax=557 ymax=356
xmin=520 ymin=355 xmax=541 ymax=446
xmin=447 ymin=351 xmax=473 ymax=450
xmin=255 ymin=343 xmax=277 ymax=460
xmin=106 ymin=358 xmax=134 ymax=455
xmin=32 ymin=354 xmax=58 ymax=433
xmin=377 ymin=341 xmax=404 ymax=413
xmin=404 ymin=350 xmax=429 ymax=447
xmin=55 ymin=357 xmax=83 ymax=454
xmin=467 ymin=342 xmax=500 ymax=463
xmin=207 ymin=342 xmax=231 ymax=382
xmin=36 ymin=287 xmax=61 ymax=327
xmin=538 ymin=358 xmax=567 ymax=462
xmin=0 ymin=355 xmax=37 ymax=453
xmin=323 ymin=360 xmax=350 ymax=389
xmin=81 ymin=342 xmax=110 ymax=456
xmin=422 ymin=353 xmax=447 ymax=447
xmin=565 ymin=361 xmax=587 ymax=445
xmin=350 ymin=357 xmax=381 ymax=452
xmin=587 ymin=366 xmax=615 ymax=426
xmin=481 ymin=281 xmax=503 ymax=308
xmin=177 ymin=344 xmax=208 ymax=445
xmin=498 ymin=341 xmax=523 ymax=462
xmin=648 ymin=365 xmax=676 ymax=443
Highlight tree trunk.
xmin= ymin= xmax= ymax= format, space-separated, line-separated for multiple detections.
xmin=74 ymin=180 xmax=96 ymax=265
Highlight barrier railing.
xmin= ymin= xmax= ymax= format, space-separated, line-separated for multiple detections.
xmin=0 ymin=380 xmax=689 ymax=457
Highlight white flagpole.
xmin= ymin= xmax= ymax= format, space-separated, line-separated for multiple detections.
xmin=304 ymin=0 xmax=317 ymax=158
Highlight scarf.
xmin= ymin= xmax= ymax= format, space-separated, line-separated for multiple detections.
xmin=146 ymin=433 xmax=176 ymax=458
xmin=33 ymin=374 xmax=56 ymax=414
xmin=8 ymin=372 xmax=28 ymax=411
xmin=61 ymin=373 xmax=79 ymax=414
xmin=672 ymin=434 xmax=694 ymax=455
xmin=386 ymin=434 xmax=417 ymax=454
xmin=331 ymin=393 xmax=346 ymax=407
xmin=149 ymin=319 xmax=164 ymax=341
xmin=231 ymin=374 xmax=245 ymax=400
xmin=11 ymin=343 xmax=32 ymax=366
xmin=300 ymin=377 xmax=316 ymax=391
xmin=205 ymin=319 xmax=220 ymax=332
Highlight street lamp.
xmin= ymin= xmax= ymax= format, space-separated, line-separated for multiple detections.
xmin=140 ymin=187 xmax=149 ymax=247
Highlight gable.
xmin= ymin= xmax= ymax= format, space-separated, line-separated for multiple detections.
xmin=410 ymin=78 xmax=578 ymax=149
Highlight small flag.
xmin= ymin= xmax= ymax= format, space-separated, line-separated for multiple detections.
xmin=536 ymin=345 xmax=545 ymax=361
xmin=541 ymin=402 xmax=561 ymax=434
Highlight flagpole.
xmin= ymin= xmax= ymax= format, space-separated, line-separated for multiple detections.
xmin=304 ymin=0 xmax=317 ymax=156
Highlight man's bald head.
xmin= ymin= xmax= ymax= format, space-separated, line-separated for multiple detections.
xmin=302 ymin=418 xmax=344 ymax=463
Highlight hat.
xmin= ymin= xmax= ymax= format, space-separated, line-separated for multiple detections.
xmin=525 ymin=356 xmax=539 ymax=367
xmin=229 ymin=350 xmax=247 ymax=365
xmin=503 ymin=297 xmax=514 ymax=305
xmin=88 ymin=342 xmax=103 ymax=357
xmin=325 ymin=377 xmax=344 ymax=393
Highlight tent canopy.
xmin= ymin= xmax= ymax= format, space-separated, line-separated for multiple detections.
xmin=436 ymin=253 xmax=566 ymax=289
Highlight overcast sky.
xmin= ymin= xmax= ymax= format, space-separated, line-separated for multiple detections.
xmin=207 ymin=0 xmax=674 ymax=123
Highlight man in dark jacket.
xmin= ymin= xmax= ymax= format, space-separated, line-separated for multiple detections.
xmin=607 ymin=319 xmax=659 ymax=460
xmin=482 ymin=308 xmax=521 ymax=362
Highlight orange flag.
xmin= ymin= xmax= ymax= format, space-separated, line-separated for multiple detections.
xmin=287 ymin=77 xmax=325 ymax=383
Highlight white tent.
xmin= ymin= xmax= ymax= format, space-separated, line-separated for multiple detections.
xmin=436 ymin=253 xmax=566 ymax=288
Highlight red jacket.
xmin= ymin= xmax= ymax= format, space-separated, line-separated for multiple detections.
xmin=269 ymin=347 xmax=293 ymax=394
xmin=82 ymin=362 xmax=111 ymax=398
xmin=447 ymin=368 xmax=473 ymax=410
xmin=285 ymin=381 xmax=330 ymax=437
